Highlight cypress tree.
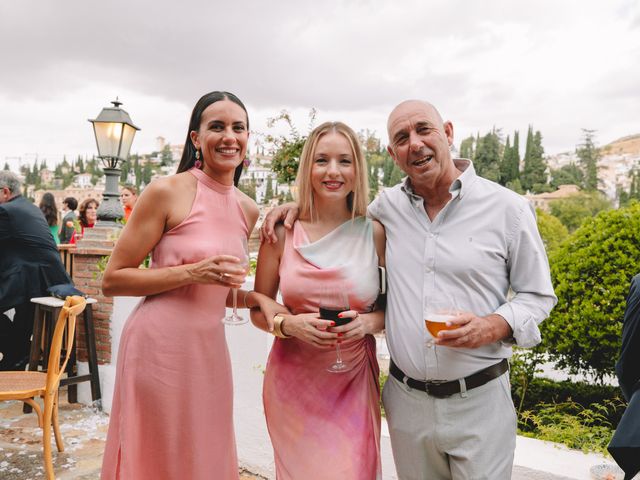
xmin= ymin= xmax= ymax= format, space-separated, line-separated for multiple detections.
xmin=576 ymin=129 xmax=600 ymax=191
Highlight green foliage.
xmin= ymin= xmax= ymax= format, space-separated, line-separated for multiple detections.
xmin=549 ymin=191 xmax=611 ymax=232
xmin=382 ymin=156 xmax=404 ymax=187
xmin=521 ymin=127 xmax=548 ymax=193
xmin=505 ymin=178 xmax=525 ymax=194
xmin=3 ymin=162 xmax=9 ymax=171
xmin=500 ymin=132 xmax=521 ymax=186
xmin=542 ymin=202 xmax=640 ymax=379
xmin=535 ymin=209 xmax=569 ymax=254
xmin=550 ymin=163 xmax=584 ymax=190
xmin=619 ymin=169 xmax=640 ymax=207
xmin=518 ymin=399 xmax=623 ymax=455
xmin=142 ymin=161 xmax=153 ymax=186
xmin=267 ymin=110 xmax=315 ymax=184
xmin=474 ymin=129 xmax=501 ymax=182
xmin=160 ymin=145 xmax=173 ymax=167
xmin=576 ymin=129 xmax=600 ymax=191
xmin=238 ymin=178 xmax=257 ymax=201
xmin=264 ymin=179 xmax=274 ymax=203
xmin=459 ymin=135 xmax=475 ymax=159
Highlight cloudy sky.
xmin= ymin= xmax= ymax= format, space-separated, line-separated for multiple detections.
xmin=1 ymin=0 xmax=639 ymax=170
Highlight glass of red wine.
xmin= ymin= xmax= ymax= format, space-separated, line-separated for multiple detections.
xmin=319 ymin=285 xmax=352 ymax=373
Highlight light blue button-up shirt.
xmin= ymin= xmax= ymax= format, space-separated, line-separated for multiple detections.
xmin=368 ymin=159 xmax=557 ymax=381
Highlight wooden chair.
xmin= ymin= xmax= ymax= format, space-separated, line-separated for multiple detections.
xmin=0 ymin=295 xmax=87 ymax=480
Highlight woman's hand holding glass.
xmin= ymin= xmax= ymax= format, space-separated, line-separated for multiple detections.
xmin=328 ymin=310 xmax=369 ymax=341
xmin=188 ymin=254 xmax=247 ymax=287
xmin=222 ymin=237 xmax=250 ymax=325
xmin=276 ymin=313 xmax=337 ymax=348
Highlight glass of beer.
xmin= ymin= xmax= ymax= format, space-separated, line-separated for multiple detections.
xmin=424 ymin=297 xmax=460 ymax=348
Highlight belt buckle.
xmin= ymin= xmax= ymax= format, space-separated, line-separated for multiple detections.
xmin=424 ymin=379 xmax=448 ymax=397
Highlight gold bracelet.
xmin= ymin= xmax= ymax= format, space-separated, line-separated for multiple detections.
xmin=243 ymin=289 xmax=252 ymax=309
xmin=273 ymin=314 xmax=292 ymax=339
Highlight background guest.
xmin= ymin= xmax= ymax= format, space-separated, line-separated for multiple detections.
xmin=58 ymin=196 xmax=78 ymax=244
xmin=120 ymin=184 xmax=137 ymax=222
xmin=0 ymin=171 xmax=71 ymax=370
xmin=39 ymin=192 xmax=60 ymax=245
xmin=77 ymin=197 xmax=99 ymax=237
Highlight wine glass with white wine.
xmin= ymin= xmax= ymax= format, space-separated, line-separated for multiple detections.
xmin=221 ymin=236 xmax=250 ymax=326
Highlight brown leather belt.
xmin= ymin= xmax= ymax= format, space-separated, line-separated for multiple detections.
xmin=389 ymin=358 xmax=509 ymax=398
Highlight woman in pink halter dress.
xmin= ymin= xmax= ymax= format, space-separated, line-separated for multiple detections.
xmin=252 ymin=122 xmax=386 ymax=480
xmin=100 ymin=92 xmax=283 ymax=480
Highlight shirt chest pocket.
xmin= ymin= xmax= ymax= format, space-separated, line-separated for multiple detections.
xmin=434 ymin=231 xmax=508 ymax=280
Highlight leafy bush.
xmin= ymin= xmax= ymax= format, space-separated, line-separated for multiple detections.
xmin=548 ymin=191 xmax=612 ymax=232
xmin=518 ymin=399 xmax=623 ymax=454
xmin=542 ymin=202 xmax=640 ymax=380
xmin=536 ymin=209 xmax=569 ymax=254
xmin=266 ymin=110 xmax=315 ymax=184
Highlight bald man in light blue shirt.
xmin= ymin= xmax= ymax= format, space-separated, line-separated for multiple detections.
xmin=372 ymin=100 xmax=556 ymax=479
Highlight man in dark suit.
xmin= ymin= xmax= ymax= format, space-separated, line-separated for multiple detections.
xmin=0 ymin=170 xmax=71 ymax=370
xmin=59 ymin=196 xmax=78 ymax=244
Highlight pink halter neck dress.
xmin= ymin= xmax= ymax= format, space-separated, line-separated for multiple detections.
xmin=263 ymin=217 xmax=382 ymax=480
xmin=101 ymin=168 xmax=247 ymax=480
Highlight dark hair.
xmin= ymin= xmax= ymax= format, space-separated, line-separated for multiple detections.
xmin=78 ymin=198 xmax=99 ymax=227
xmin=63 ymin=196 xmax=78 ymax=211
xmin=176 ymin=91 xmax=248 ymax=186
xmin=39 ymin=192 xmax=58 ymax=227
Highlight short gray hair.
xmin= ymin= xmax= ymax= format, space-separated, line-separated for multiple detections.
xmin=0 ymin=170 xmax=22 ymax=195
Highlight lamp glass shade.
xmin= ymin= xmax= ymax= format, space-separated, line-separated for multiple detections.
xmin=93 ymin=121 xmax=136 ymax=161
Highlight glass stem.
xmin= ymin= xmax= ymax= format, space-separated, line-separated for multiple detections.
xmin=232 ymin=288 xmax=238 ymax=316
xmin=335 ymin=343 xmax=343 ymax=365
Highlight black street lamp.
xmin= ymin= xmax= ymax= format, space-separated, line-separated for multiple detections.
xmin=88 ymin=99 xmax=140 ymax=225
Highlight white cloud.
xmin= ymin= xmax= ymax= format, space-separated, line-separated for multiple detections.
xmin=1 ymin=0 xmax=638 ymax=167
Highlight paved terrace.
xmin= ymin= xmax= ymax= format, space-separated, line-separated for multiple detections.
xmin=0 ymin=297 xmax=624 ymax=479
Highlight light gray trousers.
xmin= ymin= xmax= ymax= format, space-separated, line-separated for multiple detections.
xmin=382 ymin=372 xmax=516 ymax=480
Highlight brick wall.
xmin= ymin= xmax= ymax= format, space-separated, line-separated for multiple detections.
xmin=71 ymin=247 xmax=113 ymax=365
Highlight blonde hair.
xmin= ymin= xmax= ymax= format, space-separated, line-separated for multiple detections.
xmin=295 ymin=121 xmax=369 ymax=221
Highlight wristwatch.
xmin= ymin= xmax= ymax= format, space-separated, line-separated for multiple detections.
xmin=273 ymin=314 xmax=292 ymax=339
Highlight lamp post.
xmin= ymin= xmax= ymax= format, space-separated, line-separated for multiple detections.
xmin=88 ymin=99 xmax=140 ymax=226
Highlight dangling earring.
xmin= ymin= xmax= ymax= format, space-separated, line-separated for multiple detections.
xmin=243 ymin=157 xmax=251 ymax=168
xmin=194 ymin=150 xmax=202 ymax=169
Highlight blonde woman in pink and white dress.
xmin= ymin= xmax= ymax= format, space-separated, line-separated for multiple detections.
xmin=252 ymin=122 xmax=386 ymax=480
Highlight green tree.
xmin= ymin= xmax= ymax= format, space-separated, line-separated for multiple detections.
xmin=500 ymin=132 xmax=521 ymax=186
xmin=382 ymin=156 xmax=404 ymax=187
xmin=474 ymin=129 xmax=501 ymax=182
xmin=505 ymin=178 xmax=525 ymax=194
xmin=549 ymin=191 xmax=611 ymax=232
xmin=142 ymin=161 xmax=153 ymax=186
xmin=76 ymin=155 xmax=85 ymax=173
xmin=535 ymin=209 xmax=569 ymax=254
xmin=239 ymin=178 xmax=257 ymax=201
xmin=619 ymin=168 xmax=640 ymax=207
xmin=368 ymin=164 xmax=379 ymax=202
xmin=521 ymin=127 xmax=548 ymax=193
xmin=576 ymin=129 xmax=600 ymax=191
xmin=267 ymin=109 xmax=315 ymax=184
xmin=160 ymin=145 xmax=173 ymax=167
xmin=264 ymin=178 xmax=274 ymax=203
xmin=133 ymin=156 xmax=142 ymax=189
xmin=550 ymin=163 xmax=584 ymax=190
xmin=3 ymin=162 xmax=9 ymax=171
xmin=541 ymin=202 xmax=640 ymax=380
xmin=459 ymin=135 xmax=475 ymax=160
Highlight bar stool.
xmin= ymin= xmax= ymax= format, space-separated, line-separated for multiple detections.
xmin=23 ymin=296 xmax=102 ymax=412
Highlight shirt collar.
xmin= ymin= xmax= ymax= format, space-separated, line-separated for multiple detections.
xmin=400 ymin=158 xmax=478 ymax=200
